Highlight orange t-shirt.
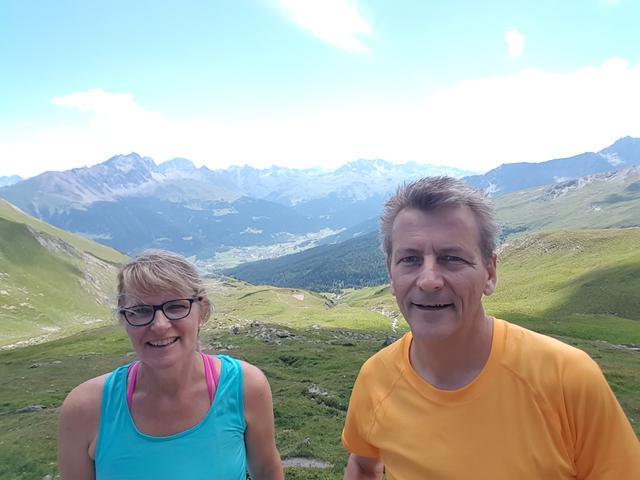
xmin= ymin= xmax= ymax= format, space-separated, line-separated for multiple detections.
xmin=342 ymin=318 xmax=640 ymax=479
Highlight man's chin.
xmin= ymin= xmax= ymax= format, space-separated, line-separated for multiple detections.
xmin=407 ymin=319 xmax=457 ymax=342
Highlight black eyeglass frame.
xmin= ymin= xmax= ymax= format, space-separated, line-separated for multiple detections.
xmin=118 ymin=297 xmax=203 ymax=327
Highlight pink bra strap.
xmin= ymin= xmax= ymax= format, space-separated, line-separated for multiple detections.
xmin=126 ymin=361 xmax=140 ymax=411
xmin=202 ymin=352 xmax=219 ymax=404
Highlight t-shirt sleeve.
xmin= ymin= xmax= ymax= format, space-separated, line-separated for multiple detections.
xmin=341 ymin=361 xmax=381 ymax=458
xmin=563 ymin=350 xmax=640 ymax=479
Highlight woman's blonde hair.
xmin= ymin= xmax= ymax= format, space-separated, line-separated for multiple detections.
xmin=117 ymin=250 xmax=211 ymax=323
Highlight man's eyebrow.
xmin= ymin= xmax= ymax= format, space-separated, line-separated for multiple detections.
xmin=393 ymin=248 xmax=421 ymax=256
xmin=437 ymin=246 xmax=470 ymax=256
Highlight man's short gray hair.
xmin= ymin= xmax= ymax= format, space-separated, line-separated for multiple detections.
xmin=380 ymin=176 xmax=499 ymax=264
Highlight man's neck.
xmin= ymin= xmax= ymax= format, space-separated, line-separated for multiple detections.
xmin=409 ymin=315 xmax=494 ymax=390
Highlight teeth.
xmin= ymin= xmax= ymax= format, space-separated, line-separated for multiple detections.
xmin=149 ymin=337 xmax=178 ymax=347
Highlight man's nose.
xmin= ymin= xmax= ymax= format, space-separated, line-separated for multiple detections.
xmin=416 ymin=260 xmax=444 ymax=291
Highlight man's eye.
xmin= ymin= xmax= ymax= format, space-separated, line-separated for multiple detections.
xmin=441 ymin=255 xmax=466 ymax=263
xmin=399 ymin=256 xmax=419 ymax=264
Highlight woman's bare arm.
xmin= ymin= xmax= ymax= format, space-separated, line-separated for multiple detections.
xmin=58 ymin=375 xmax=106 ymax=480
xmin=241 ymin=362 xmax=284 ymax=480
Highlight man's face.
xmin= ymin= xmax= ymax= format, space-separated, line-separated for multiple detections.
xmin=388 ymin=206 xmax=497 ymax=342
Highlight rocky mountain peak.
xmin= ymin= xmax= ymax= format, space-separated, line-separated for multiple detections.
xmin=599 ymin=136 xmax=640 ymax=159
xmin=158 ymin=158 xmax=197 ymax=172
xmin=103 ymin=152 xmax=157 ymax=173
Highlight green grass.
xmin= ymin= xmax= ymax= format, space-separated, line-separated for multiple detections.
xmin=210 ymin=280 xmax=396 ymax=332
xmin=1 ymin=317 xmax=638 ymax=480
xmin=0 ymin=217 xmax=118 ymax=347
xmin=486 ymin=229 xmax=640 ymax=344
xmin=0 ymin=198 xmax=127 ymax=347
xmin=1 ymin=228 xmax=639 ymax=478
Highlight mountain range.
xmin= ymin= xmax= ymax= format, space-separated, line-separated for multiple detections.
xmin=1 ymin=136 xmax=639 ymax=265
xmin=0 ymin=155 xmax=471 ymax=259
xmin=226 ymin=165 xmax=640 ymax=291
xmin=0 ymin=176 xmax=22 ymax=187
xmin=465 ymin=136 xmax=640 ymax=195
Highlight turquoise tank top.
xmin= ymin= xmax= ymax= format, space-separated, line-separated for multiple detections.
xmin=95 ymin=355 xmax=247 ymax=479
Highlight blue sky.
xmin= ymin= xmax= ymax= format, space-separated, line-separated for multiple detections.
xmin=2 ymin=0 xmax=639 ymax=177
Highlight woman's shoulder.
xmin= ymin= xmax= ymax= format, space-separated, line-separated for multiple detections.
xmin=215 ymin=355 xmax=265 ymax=383
xmin=61 ymin=372 xmax=111 ymax=419
xmin=59 ymin=372 xmax=113 ymax=461
xmin=211 ymin=355 xmax=270 ymax=399
xmin=237 ymin=360 xmax=269 ymax=392
xmin=235 ymin=360 xmax=273 ymax=425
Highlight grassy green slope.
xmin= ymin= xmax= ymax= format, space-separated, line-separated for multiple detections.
xmin=209 ymin=278 xmax=395 ymax=332
xmin=0 ymin=198 xmax=126 ymax=264
xmin=1 ymin=228 xmax=639 ymax=478
xmin=0 ymin=216 xmax=123 ymax=347
xmin=495 ymin=167 xmax=640 ymax=232
xmin=485 ymin=228 xmax=640 ymax=342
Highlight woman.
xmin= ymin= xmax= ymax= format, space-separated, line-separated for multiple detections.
xmin=58 ymin=250 xmax=283 ymax=479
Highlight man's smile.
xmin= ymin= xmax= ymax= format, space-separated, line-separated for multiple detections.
xmin=412 ymin=302 xmax=454 ymax=310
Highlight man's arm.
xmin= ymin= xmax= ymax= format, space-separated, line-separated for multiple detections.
xmin=565 ymin=352 xmax=640 ymax=479
xmin=344 ymin=454 xmax=384 ymax=480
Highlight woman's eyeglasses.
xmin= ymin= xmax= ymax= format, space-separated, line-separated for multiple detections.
xmin=118 ymin=297 xmax=202 ymax=327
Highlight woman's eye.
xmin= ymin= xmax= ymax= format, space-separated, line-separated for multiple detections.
xmin=130 ymin=306 xmax=152 ymax=317
xmin=166 ymin=304 xmax=187 ymax=313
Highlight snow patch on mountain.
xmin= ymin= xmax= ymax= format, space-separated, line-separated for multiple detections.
xmin=600 ymin=152 xmax=623 ymax=166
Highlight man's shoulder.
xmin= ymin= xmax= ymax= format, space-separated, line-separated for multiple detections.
xmin=498 ymin=319 xmax=599 ymax=382
xmin=359 ymin=333 xmax=408 ymax=373
xmin=353 ymin=333 xmax=410 ymax=394
xmin=501 ymin=319 xmax=588 ymax=357
xmin=348 ymin=333 xmax=411 ymax=418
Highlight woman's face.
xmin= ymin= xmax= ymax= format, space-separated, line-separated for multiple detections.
xmin=120 ymin=289 xmax=205 ymax=369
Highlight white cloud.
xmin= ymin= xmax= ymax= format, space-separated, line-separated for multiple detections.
xmin=51 ymin=89 xmax=166 ymax=130
xmin=406 ymin=58 xmax=640 ymax=171
xmin=2 ymin=58 xmax=640 ymax=177
xmin=276 ymin=0 xmax=372 ymax=53
xmin=504 ymin=30 xmax=525 ymax=59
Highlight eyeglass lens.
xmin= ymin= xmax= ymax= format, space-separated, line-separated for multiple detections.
xmin=123 ymin=299 xmax=193 ymax=325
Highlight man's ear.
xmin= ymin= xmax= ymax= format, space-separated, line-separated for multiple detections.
xmin=483 ymin=253 xmax=497 ymax=296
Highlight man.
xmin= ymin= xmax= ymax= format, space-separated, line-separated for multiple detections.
xmin=342 ymin=177 xmax=640 ymax=479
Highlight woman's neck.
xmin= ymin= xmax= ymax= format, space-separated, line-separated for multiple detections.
xmin=136 ymin=351 xmax=203 ymax=397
